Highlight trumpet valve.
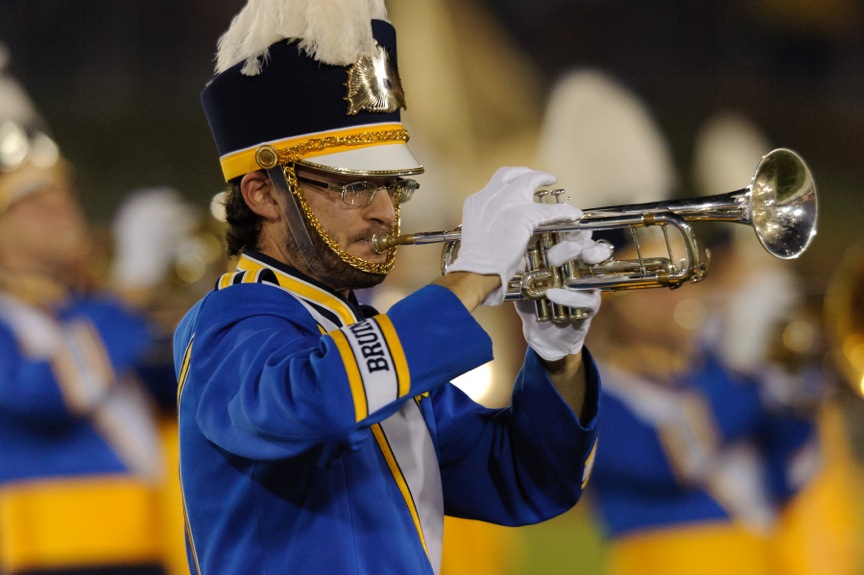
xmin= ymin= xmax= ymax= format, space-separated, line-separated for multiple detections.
xmin=550 ymin=189 xmax=569 ymax=204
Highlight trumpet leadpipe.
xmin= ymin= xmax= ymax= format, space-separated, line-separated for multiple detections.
xmin=370 ymin=229 xmax=464 ymax=253
xmin=371 ymin=212 xmax=666 ymax=255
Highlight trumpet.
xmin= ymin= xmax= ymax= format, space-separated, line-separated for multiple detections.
xmin=371 ymin=148 xmax=817 ymax=322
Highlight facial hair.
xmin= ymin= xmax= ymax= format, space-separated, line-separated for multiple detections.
xmin=285 ymin=221 xmax=389 ymax=291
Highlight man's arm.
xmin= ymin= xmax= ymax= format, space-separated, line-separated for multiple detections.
xmin=539 ymin=353 xmax=590 ymax=421
xmin=432 ymin=271 xmax=499 ymax=313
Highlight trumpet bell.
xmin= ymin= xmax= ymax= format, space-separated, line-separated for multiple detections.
xmin=750 ymin=148 xmax=817 ymax=259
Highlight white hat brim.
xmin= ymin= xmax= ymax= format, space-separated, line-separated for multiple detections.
xmin=299 ymin=142 xmax=423 ymax=177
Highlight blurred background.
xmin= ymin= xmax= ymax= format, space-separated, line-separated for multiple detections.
xmin=1 ymin=0 xmax=862 ymax=574
xmin=1 ymin=1 xmax=861 ymax=276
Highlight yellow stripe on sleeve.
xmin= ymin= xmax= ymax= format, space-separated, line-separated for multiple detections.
xmin=582 ymin=438 xmax=598 ymax=488
xmin=176 ymin=337 xmax=194 ymax=405
xmin=330 ymin=329 xmax=368 ymax=422
xmin=373 ymin=314 xmax=411 ymax=398
xmin=178 ymin=470 xmax=203 ymax=575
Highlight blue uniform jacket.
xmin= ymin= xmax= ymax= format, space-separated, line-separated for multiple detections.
xmin=0 ymin=293 xmax=168 ymax=482
xmin=175 ymin=251 xmax=600 ymax=575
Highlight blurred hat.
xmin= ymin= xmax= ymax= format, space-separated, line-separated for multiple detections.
xmin=692 ymin=111 xmax=772 ymax=199
xmin=0 ymin=43 xmax=70 ymax=214
xmin=691 ymin=111 xmax=773 ymax=250
xmin=202 ymin=0 xmax=423 ymax=182
xmin=536 ymin=69 xmax=676 ymax=208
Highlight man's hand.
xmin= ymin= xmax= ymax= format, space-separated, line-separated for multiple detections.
xmin=515 ymin=231 xmax=610 ymax=361
xmin=515 ymin=290 xmax=600 ymax=361
xmin=445 ymin=167 xmax=583 ymax=305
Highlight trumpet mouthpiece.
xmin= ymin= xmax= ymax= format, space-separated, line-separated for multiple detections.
xmin=370 ymin=234 xmax=397 ymax=254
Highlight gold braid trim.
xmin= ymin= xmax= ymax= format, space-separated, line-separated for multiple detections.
xmin=255 ymin=129 xmax=411 ymax=169
xmin=287 ymin=129 xmax=410 ymax=162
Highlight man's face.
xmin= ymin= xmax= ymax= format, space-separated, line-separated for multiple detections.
xmin=0 ymin=183 xmax=92 ymax=274
xmin=291 ymin=168 xmax=401 ymax=289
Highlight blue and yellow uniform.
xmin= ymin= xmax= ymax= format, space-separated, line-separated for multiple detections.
xmin=587 ymin=353 xmax=819 ymax=575
xmin=0 ymin=290 xmax=174 ymax=575
xmin=175 ymin=251 xmax=600 ymax=575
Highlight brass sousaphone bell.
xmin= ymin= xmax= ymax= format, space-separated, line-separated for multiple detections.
xmin=371 ymin=148 xmax=818 ymax=322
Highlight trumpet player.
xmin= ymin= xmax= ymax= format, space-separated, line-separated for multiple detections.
xmin=174 ymin=1 xmax=612 ymax=574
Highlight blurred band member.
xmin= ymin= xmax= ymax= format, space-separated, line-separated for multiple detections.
xmin=0 ymin=50 xmax=175 ymax=575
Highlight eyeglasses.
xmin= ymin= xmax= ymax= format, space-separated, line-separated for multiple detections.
xmin=296 ymin=175 xmax=419 ymax=206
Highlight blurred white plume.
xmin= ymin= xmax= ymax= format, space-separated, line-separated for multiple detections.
xmin=0 ymin=43 xmax=42 ymax=127
xmin=535 ymin=69 xmax=677 ymax=207
xmin=111 ymin=187 xmax=198 ymax=290
xmin=692 ymin=111 xmax=772 ymax=198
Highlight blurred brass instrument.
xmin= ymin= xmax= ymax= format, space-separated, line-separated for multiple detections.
xmin=372 ymin=148 xmax=817 ymax=322
xmin=825 ymin=240 xmax=864 ymax=396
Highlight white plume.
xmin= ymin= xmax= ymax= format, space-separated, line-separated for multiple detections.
xmin=111 ymin=187 xmax=198 ymax=289
xmin=0 ymin=43 xmax=41 ymax=126
xmin=692 ymin=112 xmax=772 ymax=198
xmin=215 ymin=0 xmax=389 ymax=76
xmin=536 ymin=69 xmax=676 ymax=207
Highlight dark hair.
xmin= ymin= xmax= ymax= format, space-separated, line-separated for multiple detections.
xmin=223 ymin=180 xmax=261 ymax=256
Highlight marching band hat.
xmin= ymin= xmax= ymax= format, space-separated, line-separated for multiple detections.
xmin=0 ymin=44 xmax=70 ymax=214
xmin=201 ymin=0 xmax=423 ymax=182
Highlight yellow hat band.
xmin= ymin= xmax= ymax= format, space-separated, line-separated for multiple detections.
xmin=219 ymin=123 xmax=414 ymax=181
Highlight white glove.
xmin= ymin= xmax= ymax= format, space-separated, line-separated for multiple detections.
xmin=111 ymin=187 xmax=197 ymax=289
xmin=546 ymin=230 xmax=613 ymax=267
xmin=445 ymin=167 xmax=583 ymax=305
xmin=515 ymin=232 xmax=610 ymax=361
xmin=516 ymin=289 xmax=600 ymax=361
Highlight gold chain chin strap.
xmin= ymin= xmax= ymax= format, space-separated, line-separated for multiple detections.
xmin=282 ymin=164 xmax=399 ymax=275
xmin=255 ymin=130 xmax=410 ymax=275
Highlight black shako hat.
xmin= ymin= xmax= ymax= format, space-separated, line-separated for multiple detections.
xmin=201 ymin=2 xmax=422 ymax=183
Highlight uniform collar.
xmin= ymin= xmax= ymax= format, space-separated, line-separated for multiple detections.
xmin=237 ymin=250 xmax=367 ymax=324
